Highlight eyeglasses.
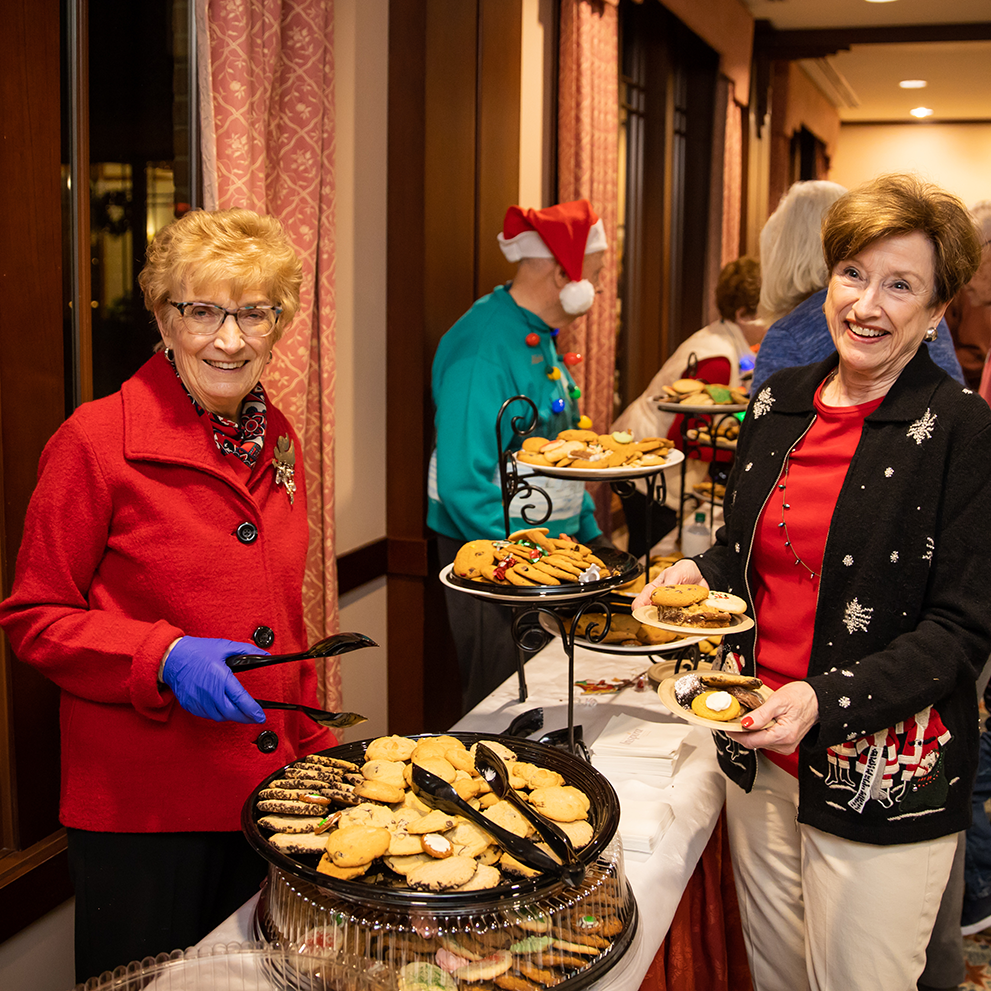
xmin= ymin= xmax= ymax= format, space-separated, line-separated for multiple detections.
xmin=170 ymin=300 xmax=282 ymax=337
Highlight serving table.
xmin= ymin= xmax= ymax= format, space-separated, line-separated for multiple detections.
xmin=196 ymin=639 xmax=737 ymax=991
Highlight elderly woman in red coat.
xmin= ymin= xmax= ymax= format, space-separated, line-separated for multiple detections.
xmin=0 ymin=209 xmax=332 ymax=982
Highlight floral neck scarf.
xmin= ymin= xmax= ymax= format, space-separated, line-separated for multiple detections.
xmin=170 ymin=357 xmax=267 ymax=467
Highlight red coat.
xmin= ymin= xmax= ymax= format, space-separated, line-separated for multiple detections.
xmin=0 ymin=353 xmax=333 ymax=832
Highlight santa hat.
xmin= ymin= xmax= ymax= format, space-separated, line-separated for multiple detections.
xmin=497 ymin=200 xmax=607 ymax=315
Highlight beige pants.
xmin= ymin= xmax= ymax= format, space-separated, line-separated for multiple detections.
xmin=725 ymin=753 xmax=957 ymax=991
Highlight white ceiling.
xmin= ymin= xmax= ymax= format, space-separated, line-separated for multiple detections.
xmin=739 ymin=0 xmax=991 ymax=122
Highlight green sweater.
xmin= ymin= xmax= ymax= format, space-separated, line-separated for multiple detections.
xmin=428 ymin=285 xmax=600 ymax=542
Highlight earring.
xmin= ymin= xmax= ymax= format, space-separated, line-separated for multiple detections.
xmin=163 ymin=346 xmax=174 ymax=361
xmin=266 ymin=353 xmax=274 ymax=365
xmin=924 ymin=327 xmax=938 ymax=342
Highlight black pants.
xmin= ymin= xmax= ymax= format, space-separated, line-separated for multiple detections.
xmin=67 ymin=827 xmax=266 ymax=984
xmin=436 ymin=533 xmax=548 ymax=715
xmin=620 ymin=489 xmax=677 ymax=560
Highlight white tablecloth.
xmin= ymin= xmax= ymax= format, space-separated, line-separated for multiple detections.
xmin=201 ymin=639 xmax=727 ymax=991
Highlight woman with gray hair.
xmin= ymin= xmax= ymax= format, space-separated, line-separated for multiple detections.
xmin=752 ymin=180 xmax=963 ymax=391
xmin=948 ymin=199 xmax=991 ymax=389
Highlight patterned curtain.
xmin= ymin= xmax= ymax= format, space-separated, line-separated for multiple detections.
xmin=558 ymin=0 xmax=620 ymax=530
xmin=198 ymin=0 xmax=341 ymax=708
xmin=721 ymin=80 xmax=744 ymax=268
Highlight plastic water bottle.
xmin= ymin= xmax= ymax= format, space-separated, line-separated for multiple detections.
xmin=681 ymin=511 xmax=711 ymax=557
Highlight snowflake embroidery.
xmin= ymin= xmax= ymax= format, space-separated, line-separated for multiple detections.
xmin=734 ymin=542 xmax=740 ymax=553
xmin=843 ymin=598 xmax=873 ymax=634
xmin=745 ymin=462 xmax=753 ymax=471
xmin=842 ymin=670 xmax=854 ymax=677
xmin=842 ymin=555 xmax=854 ymax=567
xmin=906 ymin=408 xmax=937 ymax=445
xmin=890 ymin=551 xmax=899 ymax=563
xmin=846 ymin=731 xmax=858 ymax=740
xmin=964 ymin=388 xmax=973 ymax=394
xmin=884 ymin=467 xmax=894 ymax=478
xmin=751 ymin=387 xmax=775 ymax=419
xmin=838 ymin=696 xmax=851 ymax=708
xmin=923 ymin=536 xmax=934 ymax=562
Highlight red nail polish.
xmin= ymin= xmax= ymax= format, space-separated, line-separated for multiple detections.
xmin=740 ymin=716 xmax=754 ymax=729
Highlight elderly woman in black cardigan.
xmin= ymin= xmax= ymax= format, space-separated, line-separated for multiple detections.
xmin=636 ymin=174 xmax=991 ymax=991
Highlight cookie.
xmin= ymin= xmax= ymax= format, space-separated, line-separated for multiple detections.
xmin=557 ymin=429 xmax=599 ymax=442
xmin=353 ymin=778 xmax=406 ymax=804
xmin=268 ymin=831 xmax=329 ymax=855
xmin=410 ymin=754 xmax=457 ymax=783
xmin=483 ymin=800 xmax=529 ymax=838
xmin=702 ymin=590 xmax=747 ymax=614
xmin=521 ymin=436 xmax=551 ymax=453
xmin=303 ymin=753 xmax=360 ymax=772
xmin=258 ymin=814 xmax=326 ymax=834
xmin=452 ymin=863 xmax=502 ymax=891
xmin=407 ymin=855 xmax=478 ymax=890
xmin=650 ymin=583 xmax=709 ymax=607
xmin=556 ymin=819 xmax=594 ymax=848
xmin=636 ymin=623 xmax=679 ymax=645
xmin=528 ymin=785 xmax=589 ymax=822
xmin=257 ymin=799 xmax=328 ymax=816
xmin=453 ymin=950 xmax=513 ymax=982
xmin=337 ymin=802 xmax=397 ymax=831
xmin=691 ymin=690 xmax=742 ymax=721
xmin=421 ymin=833 xmax=453 ymax=858
xmin=361 ymin=758 xmax=407 ymax=789
xmin=316 ymin=853 xmax=369 ymax=880
xmin=699 ymin=672 xmax=763 ymax=689
xmin=388 ymin=830 xmax=427 ymax=856
xmin=383 ymin=853 xmax=433 ymax=875
xmin=398 ymin=962 xmax=458 ymax=991
xmin=454 ymin=540 xmax=498 ymax=578
xmin=326 ymin=825 xmax=392 ymax=867
xmin=406 ymin=809 xmax=457 ymax=834
xmin=516 ymin=451 xmax=552 ymax=466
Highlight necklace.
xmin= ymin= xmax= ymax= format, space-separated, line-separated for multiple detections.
xmin=776 ymin=450 xmax=820 ymax=581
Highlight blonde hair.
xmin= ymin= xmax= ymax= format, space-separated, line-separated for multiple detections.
xmin=138 ymin=208 xmax=303 ymax=342
xmin=822 ymin=174 xmax=981 ymax=307
xmin=758 ymin=180 xmax=847 ymax=324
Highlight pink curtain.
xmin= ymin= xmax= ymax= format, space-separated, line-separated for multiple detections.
xmin=721 ymin=81 xmax=744 ymax=268
xmin=558 ymin=0 xmax=620 ymax=530
xmin=198 ymin=0 xmax=341 ymax=708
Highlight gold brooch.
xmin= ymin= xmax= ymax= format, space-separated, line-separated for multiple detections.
xmin=273 ymin=435 xmax=296 ymax=506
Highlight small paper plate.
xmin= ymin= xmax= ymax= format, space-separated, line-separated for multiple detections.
xmin=632 ymin=604 xmax=755 ymax=635
xmin=646 ymin=657 xmax=712 ymax=684
xmin=537 ymin=613 xmax=705 ymax=655
xmin=657 ymin=677 xmax=773 ymax=731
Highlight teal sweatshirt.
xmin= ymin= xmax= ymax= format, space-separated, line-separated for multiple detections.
xmin=428 ymin=285 xmax=600 ymax=542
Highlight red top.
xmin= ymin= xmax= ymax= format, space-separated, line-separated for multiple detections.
xmin=751 ymin=382 xmax=883 ymax=777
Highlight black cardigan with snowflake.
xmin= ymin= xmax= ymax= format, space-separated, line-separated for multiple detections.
xmin=698 ymin=346 xmax=991 ymax=845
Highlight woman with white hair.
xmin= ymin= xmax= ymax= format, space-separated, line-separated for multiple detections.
xmin=752 ymin=180 xmax=963 ymax=391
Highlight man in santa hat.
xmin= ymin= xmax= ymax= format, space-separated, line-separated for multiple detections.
xmin=428 ymin=199 xmax=609 ymax=713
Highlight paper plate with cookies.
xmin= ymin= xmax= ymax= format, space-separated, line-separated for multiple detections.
xmin=513 ymin=428 xmax=684 ymax=480
xmin=658 ymin=671 xmax=773 ymax=731
xmin=632 ymin=584 xmax=755 ymax=635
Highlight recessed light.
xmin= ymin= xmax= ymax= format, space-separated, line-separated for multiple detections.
xmin=899 ymin=80 xmax=927 ymax=90
xmin=865 ymin=0 xmax=898 ymax=4
xmin=910 ymin=107 xmax=934 ymax=118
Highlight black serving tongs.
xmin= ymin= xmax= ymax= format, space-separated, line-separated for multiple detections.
xmin=473 ymin=743 xmax=583 ymax=882
xmin=226 ymin=632 xmax=377 ymax=670
xmin=255 ymin=699 xmax=368 ymax=729
xmin=410 ymin=764 xmax=583 ymax=888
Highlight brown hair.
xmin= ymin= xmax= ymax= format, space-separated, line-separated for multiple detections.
xmin=821 ymin=174 xmax=981 ymax=307
xmin=138 ymin=208 xmax=303 ymax=341
xmin=715 ymin=256 xmax=761 ymax=321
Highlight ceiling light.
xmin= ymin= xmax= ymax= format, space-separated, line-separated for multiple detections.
xmin=865 ymin=0 xmax=898 ymax=4
xmin=910 ymin=107 xmax=934 ymax=118
xmin=899 ymin=80 xmax=927 ymax=89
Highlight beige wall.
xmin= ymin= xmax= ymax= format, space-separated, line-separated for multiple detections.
xmin=830 ymin=123 xmax=991 ymax=206
xmin=334 ymin=0 xmax=390 ymax=731
xmin=519 ymin=0 xmax=556 ymax=208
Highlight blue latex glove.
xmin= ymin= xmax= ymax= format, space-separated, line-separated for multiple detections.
xmin=161 ymin=637 xmax=267 ymax=724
